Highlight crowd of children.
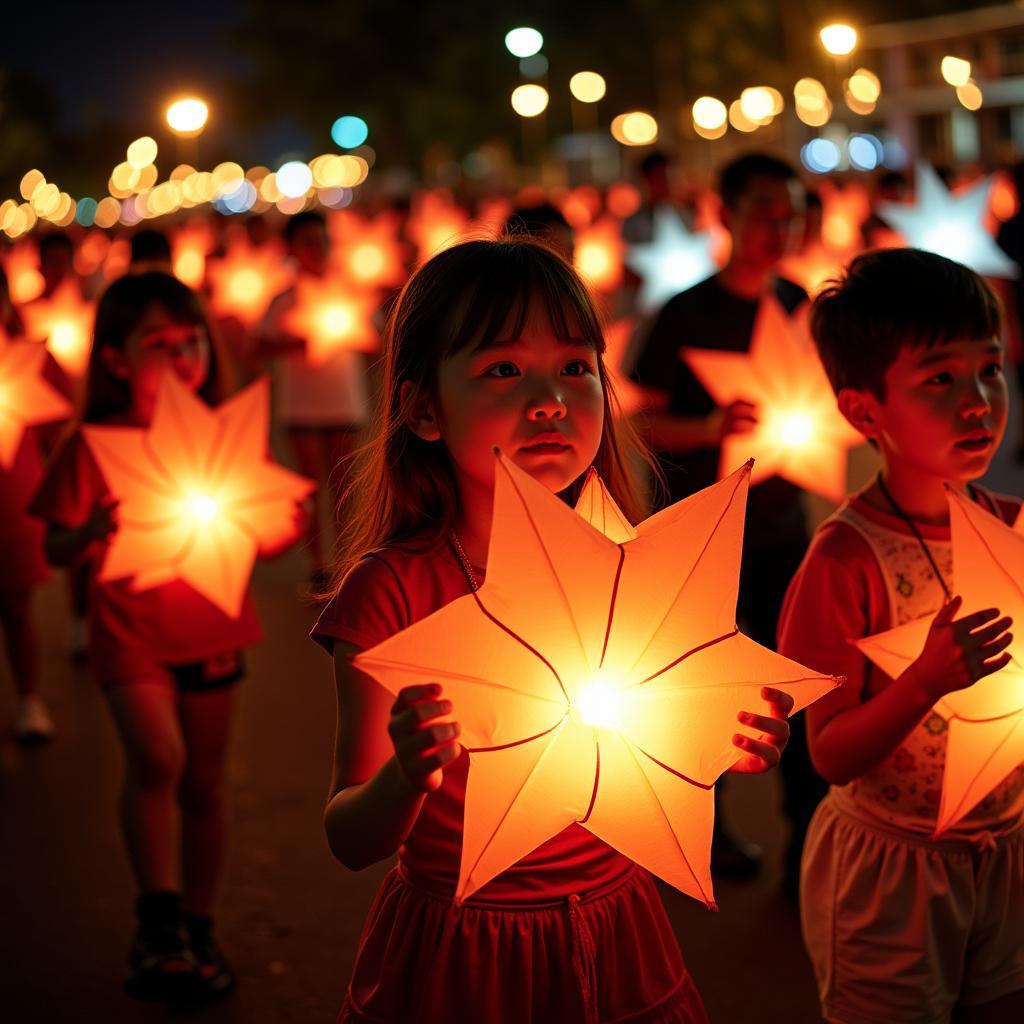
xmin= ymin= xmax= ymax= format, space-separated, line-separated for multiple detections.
xmin=1 ymin=152 xmax=1022 ymax=1021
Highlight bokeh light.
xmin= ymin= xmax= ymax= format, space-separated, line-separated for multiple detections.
xmin=127 ymin=136 xmax=158 ymax=169
xmin=847 ymin=69 xmax=881 ymax=103
xmin=848 ymin=134 xmax=883 ymax=171
xmin=166 ymin=97 xmax=209 ymax=136
xmin=819 ymin=23 xmax=857 ymax=56
xmin=611 ymin=111 xmax=658 ymax=146
xmin=692 ymin=96 xmax=727 ymax=131
xmin=504 ymin=27 xmax=543 ymax=58
xmin=569 ymin=71 xmax=606 ymax=103
xmin=941 ymin=56 xmax=972 ymax=88
xmin=728 ymin=100 xmax=759 ymax=133
xmin=511 ymin=84 xmax=549 ymax=117
xmin=19 ymin=170 xmax=45 ymax=202
xmin=276 ymin=161 xmax=314 ymax=198
xmin=794 ymin=78 xmax=832 ymax=127
xmin=801 ymin=138 xmax=841 ymax=174
xmin=957 ymin=80 xmax=983 ymax=110
xmin=740 ymin=87 xmax=775 ymax=124
xmin=331 ymin=115 xmax=369 ymax=149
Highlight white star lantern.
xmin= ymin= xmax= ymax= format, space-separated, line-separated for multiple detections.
xmin=626 ymin=208 xmax=717 ymax=312
xmin=879 ymin=164 xmax=1018 ymax=279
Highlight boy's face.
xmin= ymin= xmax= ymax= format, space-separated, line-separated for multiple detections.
xmin=721 ymin=175 xmax=804 ymax=271
xmin=847 ymin=335 xmax=1008 ymax=484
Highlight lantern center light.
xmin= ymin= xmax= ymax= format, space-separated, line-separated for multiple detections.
xmin=779 ymin=411 xmax=814 ymax=447
xmin=50 ymin=322 xmax=78 ymax=356
xmin=321 ymin=304 xmax=353 ymax=336
xmin=189 ymin=492 xmax=219 ymax=523
xmin=230 ymin=269 xmax=262 ymax=302
xmin=575 ymin=673 xmax=625 ymax=730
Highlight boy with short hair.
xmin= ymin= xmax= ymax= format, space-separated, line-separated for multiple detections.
xmin=778 ymin=247 xmax=1024 ymax=1023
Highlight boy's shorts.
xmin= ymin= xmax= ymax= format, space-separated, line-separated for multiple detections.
xmin=800 ymin=792 xmax=1024 ymax=1024
xmin=102 ymin=650 xmax=245 ymax=692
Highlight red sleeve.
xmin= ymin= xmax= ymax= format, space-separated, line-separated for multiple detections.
xmin=27 ymin=429 xmax=109 ymax=529
xmin=310 ymin=552 xmax=411 ymax=655
xmin=777 ymin=521 xmax=888 ymax=700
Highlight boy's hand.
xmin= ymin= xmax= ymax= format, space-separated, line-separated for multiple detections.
xmin=388 ymin=684 xmax=461 ymax=793
xmin=84 ymin=496 xmax=119 ymax=542
xmin=709 ymin=399 xmax=758 ymax=443
xmin=907 ymin=595 xmax=1013 ymax=703
xmin=727 ymin=687 xmax=793 ymax=773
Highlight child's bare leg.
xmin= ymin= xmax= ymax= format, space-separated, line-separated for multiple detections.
xmin=105 ymin=682 xmax=184 ymax=893
xmin=955 ymin=987 xmax=1024 ymax=1023
xmin=177 ymin=687 xmax=234 ymax=916
xmin=0 ymin=587 xmax=38 ymax=696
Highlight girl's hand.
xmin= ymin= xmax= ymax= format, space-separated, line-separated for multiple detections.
xmin=906 ymin=595 xmax=1013 ymax=703
xmin=388 ymin=684 xmax=461 ymax=793
xmin=84 ymin=496 xmax=119 ymax=543
xmin=728 ymin=687 xmax=793 ymax=774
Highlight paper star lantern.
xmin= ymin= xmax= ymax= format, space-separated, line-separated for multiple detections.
xmin=819 ymin=181 xmax=870 ymax=256
xmin=281 ymin=275 xmax=379 ymax=366
xmin=856 ymin=489 xmax=1024 ymax=835
xmin=354 ymin=453 xmax=839 ymax=904
xmin=83 ymin=373 xmax=315 ymax=618
xmin=172 ymin=220 xmax=215 ymax=288
xmin=330 ymin=209 xmax=409 ymax=290
xmin=780 ymin=241 xmax=844 ymax=298
xmin=625 ymin=208 xmax=717 ymax=312
xmin=207 ymin=240 xmax=294 ymax=327
xmin=879 ymin=164 xmax=1019 ymax=279
xmin=682 ymin=297 xmax=863 ymax=503
xmin=21 ymin=281 xmax=94 ymax=376
xmin=407 ymin=190 xmax=469 ymax=264
xmin=574 ymin=216 xmax=625 ymax=293
xmin=0 ymin=338 xmax=73 ymax=468
xmin=2 ymin=242 xmax=45 ymax=304
xmin=602 ymin=318 xmax=644 ymax=417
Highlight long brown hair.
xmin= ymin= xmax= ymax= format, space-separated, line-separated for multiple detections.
xmin=330 ymin=237 xmax=659 ymax=588
xmin=83 ymin=270 xmax=232 ymax=423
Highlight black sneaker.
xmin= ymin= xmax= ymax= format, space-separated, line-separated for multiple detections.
xmin=124 ymin=922 xmax=198 ymax=1002
xmin=186 ymin=916 xmax=235 ymax=1001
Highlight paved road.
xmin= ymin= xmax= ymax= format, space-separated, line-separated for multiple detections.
xmin=3 ymin=387 xmax=1020 ymax=1024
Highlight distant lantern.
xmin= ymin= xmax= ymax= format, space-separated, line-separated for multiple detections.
xmin=570 ymin=71 xmax=607 ymax=104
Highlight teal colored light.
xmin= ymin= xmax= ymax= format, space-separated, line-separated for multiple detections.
xmin=331 ymin=116 xmax=369 ymax=149
xmin=75 ymin=197 xmax=98 ymax=226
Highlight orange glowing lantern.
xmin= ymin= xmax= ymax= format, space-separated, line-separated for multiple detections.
xmin=780 ymin=241 xmax=843 ymax=298
xmin=354 ymin=453 xmax=839 ymax=904
xmin=330 ymin=210 xmax=409 ymax=290
xmin=407 ymin=191 xmax=469 ymax=264
xmin=602 ymin=318 xmax=644 ymax=417
xmin=0 ymin=338 xmax=73 ymax=467
xmin=172 ymin=220 xmax=216 ymax=288
xmin=82 ymin=373 xmax=315 ymax=618
xmin=820 ymin=181 xmax=870 ymax=256
xmin=281 ymin=275 xmax=379 ymax=366
xmin=206 ymin=241 xmax=294 ymax=327
xmin=682 ymin=298 xmax=862 ymax=503
xmin=856 ymin=490 xmax=1024 ymax=835
xmin=21 ymin=281 xmax=94 ymax=377
xmin=4 ymin=242 xmax=45 ymax=304
xmin=575 ymin=216 xmax=625 ymax=292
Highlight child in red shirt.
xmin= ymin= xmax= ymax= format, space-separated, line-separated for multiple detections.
xmin=312 ymin=238 xmax=796 ymax=1023
xmin=778 ymin=249 xmax=1024 ymax=1023
xmin=30 ymin=271 xmax=294 ymax=1004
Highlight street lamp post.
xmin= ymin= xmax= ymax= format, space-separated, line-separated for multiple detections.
xmin=165 ymin=97 xmax=209 ymax=168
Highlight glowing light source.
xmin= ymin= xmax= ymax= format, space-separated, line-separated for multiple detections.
xmin=504 ymin=27 xmax=543 ymax=58
xmin=127 ymin=136 xmax=158 ymax=169
xmin=188 ymin=493 xmax=219 ymax=523
xmin=740 ymin=87 xmax=775 ymax=124
xmin=848 ymin=134 xmax=882 ymax=171
xmin=957 ymin=80 xmax=983 ymax=111
xmin=206 ymin=240 xmax=294 ymax=327
xmin=778 ymin=412 xmax=814 ymax=448
xmin=801 ymin=138 xmax=842 ymax=174
xmin=354 ymin=452 xmax=839 ymax=905
xmin=848 ymin=68 xmax=881 ymax=103
xmin=569 ymin=71 xmax=606 ymax=103
xmin=511 ymin=84 xmax=549 ymax=117
xmin=820 ymin=23 xmax=857 ymax=56
xmin=626 ymin=208 xmax=717 ymax=311
xmin=276 ymin=161 xmax=314 ymax=198
xmin=21 ymin=282 xmax=95 ymax=376
xmin=794 ymin=78 xmax=832 ymax=127
xmin=941 ymin=56 xmax=972 ymax=88
xmin=331 ymin=115 xmax=369 ymax=149
xmin=20 ymin=170 xmax=45 ymax=201
xmin=0 ymin=338 xmax=74 ymax=468
xmin=611 ymin=111 xmax=658 ymax=146
xmin=728 ymin=100 xmax=759 ymax=134
xmin=165 ymin=97 xmax=209 ymax=137
xmin=692 ymin=96 xmax=727 ymax=131
xmin=282 ymin=275 xmax=379 ymax=365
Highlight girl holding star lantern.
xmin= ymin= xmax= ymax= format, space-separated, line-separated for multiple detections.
xmin=311 ymin=238 xmax=839 ymax=1023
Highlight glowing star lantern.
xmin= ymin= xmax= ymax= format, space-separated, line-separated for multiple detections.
xmin=682 ymin=298 xmax=862 ymax=503
xmin=626 ymin=208 xmax=717 ymax=312
xmin=879 ymin=164 xmax=1019 ymax=279
xmin=779 ymin=241 xmax=843 ymax=298
xmin=354 ymin=453 xmax=839 ymax=904
xmin=407 ymin=191 xmax=469 ymax=264
xmin=172 ymin=221 xmax=215 ymax=288
xmin=207 ymin=241 xmax=294 ymax=327
xmin=281 ymin=275 xmax=379 ymax=366
xmin=0 ymin=339 xmax=73 ymax=467
xmin=330 ymin=209 xmax=409 ymax=290
xmin=574 ymin=216 xmax=625 ymax=292
xmin=21 ymin=281 xmax=94 ymax=377
xmin=856 ymin=490 xmax=1024 ymax=835
xmin=603 ymin=318 xmax=645 ymax=418
xmin=82 ymin=373 xmax=315 ymax=618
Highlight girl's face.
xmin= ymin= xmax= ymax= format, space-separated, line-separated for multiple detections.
xmin=427 ymin=301 xmax=605 ymax=502
xmin=103 ymin=302 xmax=211 ymax=422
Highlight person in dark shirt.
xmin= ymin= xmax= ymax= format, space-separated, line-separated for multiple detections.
xmin=632 ymin=152 xmax=824 ymax=894
xmin=995 ymin=161 xmax=1024 ymax=461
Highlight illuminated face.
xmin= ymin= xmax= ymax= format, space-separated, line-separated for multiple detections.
xmin=109 ymin=303 xmax=211 ymax=423
xmin=868 ymin=336 xmax=1008 ymax=484
xmin=724 ymin=175 xmax=804 ymax=270
xmin=433 ymin=302 xmax=605 ymax=502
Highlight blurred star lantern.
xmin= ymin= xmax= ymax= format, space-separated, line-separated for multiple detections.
xmin=407 ymin=191 xmax=469 ymax=264
xmin=207 ymin=241 xmax=293 ymax=328
xmin=626 ymin=208 xmax=717 ymax=312
xmin=21 ymin=281 xmax=94 ymax=377
xmin=354 ymin=453 xmax=839 ymax=904
xmin=0 ymin=338 xmax=73 ymax=467
xmin=282 ymin=275 xmax=379 ymax=366
xmin=683 ymin=298 xmax=862 ymax=503
xmin=82 ymin=373 xmax=315 ymax=618
xmin=574 ymin=216 xmax=625 ymax=292
xmin=330 ymin=209 xmax=409 ymax=290
xmin=879 ymin=164 xmax=1019 ymax=279
xmin=856 ymin=490 xmax=1024 ymax=835
xmin=172 ymin=221 xmax=215 ymax=288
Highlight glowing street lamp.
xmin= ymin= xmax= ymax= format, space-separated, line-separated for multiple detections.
xmin=505 ymin=27 xmax=543 ymax=58
xmin=165 ymin=97 xmax=209 ymax=138
xmin=819 ymin=23 xmax=857 ymax=57
xmin=511 ymin=84 xmax=549 ymax=118
xmin=570 ymin=71 xmax=606 ymax=104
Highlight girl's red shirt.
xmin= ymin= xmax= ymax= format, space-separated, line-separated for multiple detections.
xmin=312 ymin=541 xmax=634 ymax=902
xmin=29 ymin=426 xmax=262 ymax=683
